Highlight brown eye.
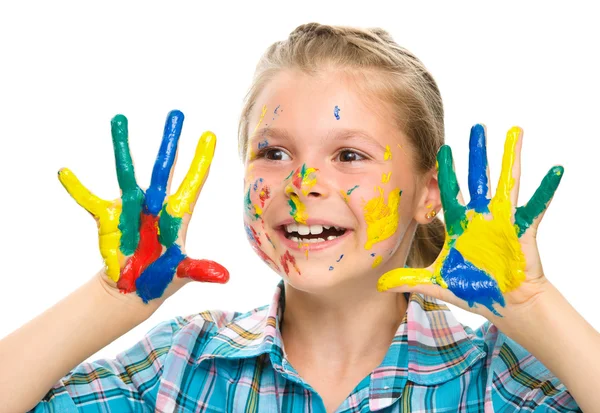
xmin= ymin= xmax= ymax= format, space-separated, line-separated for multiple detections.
xmin=338 ymin=150 xmax=365 ymax=162
xmin=264 ymin=148 xmax=290 ymax=161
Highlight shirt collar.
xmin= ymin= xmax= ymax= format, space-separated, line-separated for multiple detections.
xmin=195 ymin=280 xmax=485 ymax=410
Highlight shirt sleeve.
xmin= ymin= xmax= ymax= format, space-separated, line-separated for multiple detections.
xmin=28 ymin=313 xmax=208 ymax=413
xmin=474 ymin=320 xmax=582 ymax=412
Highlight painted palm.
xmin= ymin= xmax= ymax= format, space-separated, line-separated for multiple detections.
xmin=378 ymin=125 xmax=563 ymax=316
xmin=58 ymin=111 xmax=229 ymax=303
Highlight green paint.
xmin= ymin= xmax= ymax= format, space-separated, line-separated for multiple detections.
xmin=111 ymin=114 xmax=144 ymax=255
xmin=347 ymin=185 xmax=359 ymax=195
xmin=284 ymin=170 xmax=294 ymax=181
xmin=245 ymin=187 xmax=260 ymax=220
xmin=437 ymin=145 xmax=467 ymax=236
xmin=288 ymin=199 xmax=298 ymax=218
xmin=300 ymin=163 xmax=307 ymax=178
xmin=158 ymin=204 xmax=182 ymax=247
xmin=514 ymin=166 xmax=564 ymax=237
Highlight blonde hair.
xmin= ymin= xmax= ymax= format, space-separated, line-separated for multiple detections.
xmin=238 ymin=22 xmax=445 ymax=268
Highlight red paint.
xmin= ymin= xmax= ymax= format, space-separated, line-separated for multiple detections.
xmin=280 ymin=250 xmax=300 ymax=276
xmin=259 ymin=185 xmax=270 ymax=206
xmin=176 ymin=257 xmax=230 ymax=283
xmin=250 ymin=225 xmax=261 ymax=246
xmin=292 ymin=167 xmax=302 ymax=189
xmin=118 ymin=213 xmax=162 ymax=293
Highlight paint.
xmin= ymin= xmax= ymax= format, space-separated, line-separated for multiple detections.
xmin=111 ymin=115 xmax=144 ymax=256
xmin=336 ymin=254 xmax=344 ymax=262
xmin=58 ymin=168 xmax=123 ymax=282
xmin=158 ymin=205 xmax=182 ymax=247
xmin=283 ymin=170 xmax=294 ymax=181
xmin=372 ymin=255 xmax=383 ymax=268
xmin=364 ymin=187 xmax=402 ymax=250
xmin=437 ymin=145 xmax=467 ymax=236
xmin=166 ymin=131 xmax=216 ymax=218
xmin=287 ymin=194 xmax=308 ymax=224
xmin=334 ymin=105 xmax=341 ymax=120
xmin=291 ymin=164 xmax=318 ymax=195
xmin=145 ymin=110 xmax=184 ymax=216
xmin=329 ymin=266 xmax=334 ymax=271
xmin=514 ymin=165 xmax=563 ymax=237
xmin=384 ymin=145 xmax=392 ymax=161
xmin=176 ymin=257 xmax=230 ymax=284
xmin=381 ymin=172 xmax=391 ymax=183
xmin=118 ymin=213 xmax=162 ymax=293
xmin=253 ymin=105 xmax=267 ymax=133
xmin=274 ymin=104 xmax=281 ymax=115
xmin=466 ymin=124 xmax=491 ymax=213
xmin=347 ymin=185 xmax=359 ymax=195
xmin=258 ymin=139 xmax=268 ymax=149
xmin=135 ymin=244 xmax=186 ymax=303
xmin=245 ymin=223 xmax=280 ymax=271
xmin=280 ymin=251 xmax=300 ymax=275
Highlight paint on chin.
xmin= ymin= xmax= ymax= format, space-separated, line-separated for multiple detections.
xmin=363 ymin=187 xmax=402 ymax=250
xmin=281 ymin=250 xmax=301 ymax=276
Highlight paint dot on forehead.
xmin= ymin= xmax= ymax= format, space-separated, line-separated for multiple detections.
xmin=334 ymin=105 xmax=341 ymax=120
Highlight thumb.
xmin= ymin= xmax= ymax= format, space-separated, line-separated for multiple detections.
xmin=176 ymin=257 xmax=230 ymax=284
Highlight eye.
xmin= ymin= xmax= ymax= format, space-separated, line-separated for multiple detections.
xmin=260 ymin=148 xmax=291 ymax=161
xmin=337 ymin=149 xmax=366 ymax=162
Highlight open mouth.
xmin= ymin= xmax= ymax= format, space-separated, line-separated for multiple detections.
xmin=282 ymin=223 xmax=347 ymax=243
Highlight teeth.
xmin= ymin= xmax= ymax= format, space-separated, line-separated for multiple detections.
xmin=323 ymin=225 xmax=331 ymax=230
xmin=290 ymin=236 xmax=300 ymax=242
xmin=286 ymin=223 xmax=298 ymax=233
xmin=310 ymin=224 xmax=323 ymax=235
xmin=327 ymin=235 xmax=337 ymax=240
xmin=297 ymin=226 xmax=310 ymax=236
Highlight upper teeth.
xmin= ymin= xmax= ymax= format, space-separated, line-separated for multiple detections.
xmin=285 ymin=224 xmax=342 ymax=234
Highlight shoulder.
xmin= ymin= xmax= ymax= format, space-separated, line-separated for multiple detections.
xmin=463 ymin=321 xmax=581 ymax=412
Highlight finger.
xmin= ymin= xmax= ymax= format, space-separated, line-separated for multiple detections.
xmin=494 ymin=126 xmax=522 ymax=206
xmin=166 ymin=131 xmax=216 ymax=217
xmin=176 ymin=257 xmax=230 ymax=284
xmin=145 ymin=110 xmax=184 ymax=216
xmin=112 ymin=114 xmax=145 ymax=255
xmin=57 ymin=168 xmax=110 ymax=217
xmin=437 ymin=145 xmax=467 ymax=236
xmin=514 ymin=165 xmax=564 ymax=237
xmin=466 ymin=124 xmax=491 ymax=213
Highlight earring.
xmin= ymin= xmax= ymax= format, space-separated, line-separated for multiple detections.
xmin=425 ymin=210 xmax=437 ymax=219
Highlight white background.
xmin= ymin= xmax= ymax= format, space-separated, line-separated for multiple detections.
xmin=0 ymin=1 xmax=598 ymax=363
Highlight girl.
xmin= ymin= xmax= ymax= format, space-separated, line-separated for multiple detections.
xmin=1 ymin=23 xmax=597 ymax=412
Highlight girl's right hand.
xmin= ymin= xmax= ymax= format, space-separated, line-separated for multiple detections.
xmin=58 ymin=110 xmax=229 ymax=308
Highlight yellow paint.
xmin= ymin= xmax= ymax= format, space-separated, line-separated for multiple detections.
xmin=381 ymin=172 xmax=392 ymax=183
xmin=166 ymin=131 xmax=215 ymax=218
xmin=454 ymin=127 xmax=526 ymax=292
xmin=397 ymin=143 xmax=407 ymax=157
xmin=426 ymin=203 xmax=432 ymax=209
xmin=372 ymin=255 xmax=383 ymax=268
xmin=58 ymin=168 xmax=123 ymax=282
xmin=340 ymin=189 xmax=350 ymax=203
xmin=384 ymin=145 xmax=392 ymax=161
xmin=300 ymin=167 xmax=318 ymax=196
xmin=253 ymin=105 xmax=267 ymax=133
xmin=287 ymin=190 xmax=308 ymax=224
xmin=363 ymin=187 xmax=401 ymax=250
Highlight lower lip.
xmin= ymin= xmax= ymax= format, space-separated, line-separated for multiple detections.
xmin=276 ymin=228 xmax=353 ymax=252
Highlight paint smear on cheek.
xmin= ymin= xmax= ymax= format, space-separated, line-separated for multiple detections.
xmin=245 ymin=223 xmax=280 ymax=271
xmin=245 ymin=179 xmax=271 ymax=220
xmin=363 ymin=187 xmax=402 ymax=250
xmin=384 ymin=146 xmax=392 ymax=161
xmin=340 ymin=185 xmax=359 ymax=203
xmin=372 ymin=255 xmax=383 ymax=268
xmin=381 ymin=172 xmax=391 ymax=183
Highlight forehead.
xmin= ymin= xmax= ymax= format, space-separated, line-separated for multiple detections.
xmin=249 ymin=69 xmax=401 ymax=140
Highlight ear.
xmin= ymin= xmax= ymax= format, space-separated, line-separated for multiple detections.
xmin=413 ymin=168 xmax=442 ymax=225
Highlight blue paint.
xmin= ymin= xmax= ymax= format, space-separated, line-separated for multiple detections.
xmin=334 ymin=105 xmax=341 ymax=120
xmin=275 ymin=105 xmax=281 ymax=114
xmin=329 ymin=266 xmax=334 ymax=271
xmin=370 ymin=253 xmax=376 ymax=257
xmin=145 ymin=110 xmax=184 ymax=216
xmin=336 ymin=254 xmax=344 ymax=262
xmin=440 ymin=248 xmax=504 ymax=316
xmin=258 ymin=140 xmax=268 ymax=150
xmin=136 ymin=244 xmax=186 ymax=303
xmin=253 ymin=178 xmax=264 ymax=191
xmin=466 ymin=124 xmax=490 ymax=213
xmin=244 ymin=224 xmax=256 ymax=243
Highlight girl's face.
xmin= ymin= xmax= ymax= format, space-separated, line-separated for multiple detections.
xmin=243 ymin=69 xmax=435 ymax=292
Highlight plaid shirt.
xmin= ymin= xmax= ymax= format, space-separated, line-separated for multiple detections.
xmin=32 ymin=281 xmax=581 ymax=412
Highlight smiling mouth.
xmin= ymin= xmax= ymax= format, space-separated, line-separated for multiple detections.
xmin=282 ymin=223 xmax=347 ymax=243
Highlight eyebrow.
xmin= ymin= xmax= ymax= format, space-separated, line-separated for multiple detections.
xmin=250 ymin=127 xmax=385 ymax=150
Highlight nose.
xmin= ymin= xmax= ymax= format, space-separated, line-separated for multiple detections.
xmin=284 ymin=164 xmax=329 ymax=200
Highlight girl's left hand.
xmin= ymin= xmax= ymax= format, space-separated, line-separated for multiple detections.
xmin=378 ymin=124 xmax=564 ymax=320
